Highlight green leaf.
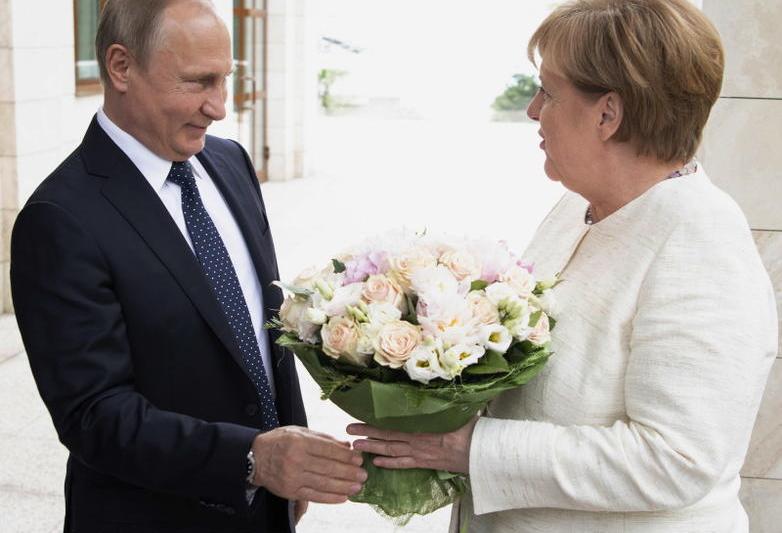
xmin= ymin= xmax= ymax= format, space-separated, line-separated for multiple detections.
xmin=548 ymin=316 xmax=557 ymax=330
xmin=528 ymin=310 xmax=542 ymax=327
xmin=332 ymin=258 xmax=346 ymax=273
xmin=272 ymin=281 xmax=313 ymax=297
xmin=464 ymin=350 xmax=509 ymax=375
xmin=470 ymin=280 xmax=488 ymax=291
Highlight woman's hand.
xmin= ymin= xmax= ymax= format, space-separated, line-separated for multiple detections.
xmin=346 ymin=417 xmax=479 ymax=474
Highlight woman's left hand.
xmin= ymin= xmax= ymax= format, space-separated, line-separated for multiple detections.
xmin=346 ymin=417 xmax=479 ymax=474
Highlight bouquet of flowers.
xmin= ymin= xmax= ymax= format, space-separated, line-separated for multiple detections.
xmin=270 ymin=231 xmax=557 ymax=522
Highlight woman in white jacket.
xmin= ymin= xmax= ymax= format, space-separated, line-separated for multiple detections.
xmin=348 ymin=1 xmax=778 ymax=531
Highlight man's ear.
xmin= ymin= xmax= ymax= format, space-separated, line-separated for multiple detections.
xmin=105 ymin=44 xmax=133 ymax=93
xmin=597 ymin=91 xmax=623 ymax=141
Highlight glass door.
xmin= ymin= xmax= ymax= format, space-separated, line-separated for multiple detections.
xmin=234 ymin=0 xmax=268 ymax=181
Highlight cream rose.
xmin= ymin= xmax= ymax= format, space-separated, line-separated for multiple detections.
xmin=527 ymin=312 xmax=551 ymax=346
xmin=439 ymin=249 xmax=482 ymax=282
xmin=387 ymin=248 xmax=437 ymax=291
xmin=321 ymin=316 xmax=369 ymax=366
xmin=362 ymin=274 xmax=405 ymax=311
xmin=373 ymin=320 xmax=422 ymax=368
xmin=466 ymin=291 xmax=500 ymax=325
xmin=499 ymin=265 xmax=536 ymax=298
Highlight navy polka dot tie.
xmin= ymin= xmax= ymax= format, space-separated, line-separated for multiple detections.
xmin=168 ymin=161 xmax=279 ymax=430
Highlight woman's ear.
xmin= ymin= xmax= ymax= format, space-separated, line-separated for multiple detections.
xmin=105 ymin=44 xmax=133 ymax=93
xmin=597 ymin=92 xmax=623 ymax=141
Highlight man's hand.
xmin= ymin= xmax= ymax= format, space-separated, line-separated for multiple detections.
xmin=250 ymin=426 xmax=366 ymax=504
xmin=347 ymin=416 xmax=479 ymax=474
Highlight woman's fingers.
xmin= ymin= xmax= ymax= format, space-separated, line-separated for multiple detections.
xmin=353 ymin=437 xmax=413 ymax=457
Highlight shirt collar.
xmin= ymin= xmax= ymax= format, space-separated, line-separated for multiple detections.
xmin=96 ymin=107 xmax=202 ymax=192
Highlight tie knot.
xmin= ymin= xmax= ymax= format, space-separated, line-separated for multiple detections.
xmin=167 ymin=161 xmax=196 ymax=190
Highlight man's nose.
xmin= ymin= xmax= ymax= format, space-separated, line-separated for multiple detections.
xmin=203 ymin=86 xmax=227 ymax=121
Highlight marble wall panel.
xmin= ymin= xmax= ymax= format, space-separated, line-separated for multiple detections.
xmin=700 ymin=99 xmax=782 ymax=231
xmin=739 ymin=477 xmax=782 ymax=532
xmin=703 ymin=0 xmax=782 ymax=98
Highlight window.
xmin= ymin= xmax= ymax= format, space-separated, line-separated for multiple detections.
xmin=74 ymin=0 xmax=106 ymax=95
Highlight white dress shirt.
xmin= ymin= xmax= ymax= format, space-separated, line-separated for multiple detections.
xmin=96 ymin=108 xmax=276 ymax=397
xmin=457 ymin=167 xmax=777 ymax=532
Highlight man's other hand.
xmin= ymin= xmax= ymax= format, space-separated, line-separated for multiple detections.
xmin=250 ymin=426 xmax=366 ymax=504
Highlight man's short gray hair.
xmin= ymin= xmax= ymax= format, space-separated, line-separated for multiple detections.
xmin=95 ymin=0 xmax=216 ymax=84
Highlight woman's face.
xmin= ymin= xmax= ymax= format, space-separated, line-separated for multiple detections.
xmin=526 ymin=63 xmax=604 ymax=192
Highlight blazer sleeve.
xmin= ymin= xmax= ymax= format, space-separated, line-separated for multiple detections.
xmin=468 ymin=211 xmax=778 ymax=514
xmin=10 ymin=200 xmax=259 ymax=512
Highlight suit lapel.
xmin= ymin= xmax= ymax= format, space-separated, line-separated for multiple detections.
xmin=81 ymin=118 xmax=249 ymax=378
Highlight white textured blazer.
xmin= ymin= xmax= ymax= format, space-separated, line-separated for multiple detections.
xmin=456 ymin=167 xmax=778 ymax=532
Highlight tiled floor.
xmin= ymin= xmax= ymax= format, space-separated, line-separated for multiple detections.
xmin=0 ymin=116 xmax=562 ymax=532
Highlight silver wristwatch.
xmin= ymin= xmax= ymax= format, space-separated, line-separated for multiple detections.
xmin=245 ymin=449 xmax=256 ymax=485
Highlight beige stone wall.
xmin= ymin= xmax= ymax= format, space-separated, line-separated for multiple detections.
xmin=0 ymin=0 xmax=15 ymax=313
xmin=700 ymin=1 xmax=782 ymax=530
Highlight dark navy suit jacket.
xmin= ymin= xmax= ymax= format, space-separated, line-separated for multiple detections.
xmin=11 ymin=117 xmax=306 ymax=532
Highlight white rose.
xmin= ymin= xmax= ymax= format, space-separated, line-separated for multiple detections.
xmin=279 ymin=298 xmax=319 ymax=344
xmin=439 ymin=249 xmax=482 ymax=282
xmin=440 ymin=343 xmax=486 ymax=377
xmin=410 ymin=265 xmax=460 ymax=299
xmin=321 ymin=316 xmax=370 ymax=366
xmin=466 ymin=291 xmax=500 ymax=325
xmin=499 ymin=265 xmax=536 ymax=298
xmin=366 ymin=302 xmax=403 ymax=328
xmin=404 ymin=341 xmax=448 ymax=384
xmin=484 ymin=282 xmax=520 ymax=307
xmin=373 ymin=320 xmax=422 ymax=368
xmin=387 ymin=247 xmax=437 ymax=291
xmin=362 ymin=274 xmax=405 ymax=311
xmin=478 ymin=323 xmax=513 ymax=353
xmin=526 ymin=312 xmax=551 ymax=346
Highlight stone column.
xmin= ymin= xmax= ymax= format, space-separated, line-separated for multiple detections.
xmin=0 ymin=0 xmax=16 ymax=313
xmin=267 ymin=0 xmax=313 ymax=181
xmin=700 ymin=1 xmax=782 ymax=530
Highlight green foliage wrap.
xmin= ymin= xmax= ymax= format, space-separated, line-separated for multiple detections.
xmin=277 ymin=333 xmax=552 ymax=523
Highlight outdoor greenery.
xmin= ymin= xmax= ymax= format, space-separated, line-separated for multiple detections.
xmin=492 ymin=73 xmax=539 ymax=111
xmin=317 ymin=68 xmax=348 ymax=112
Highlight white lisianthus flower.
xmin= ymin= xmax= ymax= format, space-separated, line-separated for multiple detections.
xmin=320 ymin=316 xmax=370 ymax=367
xmin=279 ymin=298 xmax=319 ymax=344
xmin=438 ymin=249 xmax=482 ymax=282
xmin=404 ymin=341 xmax=448 ymax=384
xmin=479 ymin=323 xmax=513 ymax=353
xmin=356 ymin=323 xmax=377 ymax=355
xmin=440 ymin=343 xmax=486 ymax=377
xmin=362 ymin=274 xmax=405 ymax=311
xmin=319 ymin=283 xmax=364 ymax=317
xmin=304 ymin=307 xmax=328 ymax=325
xmin=466 ymin=291 xmax=500 ymax=325
xmin=527 ymin=312 xmax=551 ymax=346
xmin=499 ymin=265 xmax=536 ymax=298
xmin=373 ymin=320 xmax=422 ymax=368
xmin=387 ymin=247 xmax=437 ymax=291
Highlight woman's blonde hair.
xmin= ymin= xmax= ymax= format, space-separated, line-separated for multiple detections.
xmin=528 ymin=0 xmax=724 ymax=163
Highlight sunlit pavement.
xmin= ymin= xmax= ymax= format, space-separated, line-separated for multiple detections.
xmin=0 ymin=116 xmax=564 ymax=533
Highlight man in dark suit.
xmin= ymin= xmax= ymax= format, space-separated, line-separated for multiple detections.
xmin=10 ymin=1 xmax=366 ymax=531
